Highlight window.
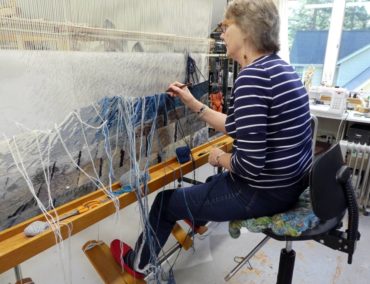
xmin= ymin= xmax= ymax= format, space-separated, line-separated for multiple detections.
xmin=293 ymin=66 xmax=304 ymax=77
xmin=288 ymin=0 xmax=370 ymax=91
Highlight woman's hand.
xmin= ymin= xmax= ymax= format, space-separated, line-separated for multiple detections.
xmin=208 ymin=148 xmax=225 ymax=167
xmin=167 ymin=81 xmax=228 ymax=134
xmin=166 ymin=81 xmax=199 ymax=112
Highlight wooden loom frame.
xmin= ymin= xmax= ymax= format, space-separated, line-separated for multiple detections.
xmin=0 ymin=135 xmax=233 ymax=275
xmin=0 ymin=16 xmax=213 ymax=51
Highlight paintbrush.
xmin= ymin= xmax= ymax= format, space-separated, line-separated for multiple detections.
xmin=166 ymin=82 xmax=192 ymax=92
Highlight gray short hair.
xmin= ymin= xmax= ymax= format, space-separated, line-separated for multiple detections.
xmin=225 ymin=0 xmax=280 ymax=53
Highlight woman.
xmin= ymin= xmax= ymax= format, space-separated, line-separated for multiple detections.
xmin=111 ymin=0 xmax=312 ymax=279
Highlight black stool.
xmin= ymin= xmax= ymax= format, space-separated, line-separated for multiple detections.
xmin=225 ymin=143 xmax=360 ymax=283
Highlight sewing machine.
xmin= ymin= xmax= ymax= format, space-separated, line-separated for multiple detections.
xmin=309 ymin=86 xmax=349 ymax=117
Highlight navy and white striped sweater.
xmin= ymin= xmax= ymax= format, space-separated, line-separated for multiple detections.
xmin=225 ymin=54 xmax=312 ymax=189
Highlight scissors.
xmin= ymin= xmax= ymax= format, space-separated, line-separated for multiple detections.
xmin=58 ymin=200 xmax=102 ymax=221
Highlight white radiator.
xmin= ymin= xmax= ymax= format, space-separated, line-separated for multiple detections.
xmin=339 ymin=140 xmax=370 ymax=213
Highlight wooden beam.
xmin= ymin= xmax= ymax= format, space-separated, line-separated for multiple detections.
xmin=83 ymin=241 xmax=145 ymax=284
xmin=83 ymin=221 xmax=196 ymax=284
xmin=0 ymin=16 xmax=212 ymax=45
xmin=171 ymin=223 xmax=193 ymax=251
xmin=0 ymin=135 xmax=233 ymax=274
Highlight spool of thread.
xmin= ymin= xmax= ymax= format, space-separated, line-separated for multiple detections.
xmin=24 ymin=220 xmax=49 ymax=237
xmin=176 ymin=146 xmax=191 ymax=164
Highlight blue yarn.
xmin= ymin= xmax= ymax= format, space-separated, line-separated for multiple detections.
xmin=176 ymin=146 xmax=191 ymax=164
xmin=167 ymin=269 xmax=176 ymax=284
xmin=112 ymin=185 xmax=133 ymax=196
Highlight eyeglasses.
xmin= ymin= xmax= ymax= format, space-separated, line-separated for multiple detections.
xmin=218 ymin=20 xmax=234 ymax=33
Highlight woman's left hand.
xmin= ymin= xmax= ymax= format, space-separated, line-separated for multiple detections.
xmin=208 ymin=148 xmax=225 ymax=167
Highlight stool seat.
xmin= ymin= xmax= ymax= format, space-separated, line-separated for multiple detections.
xmin=263 ymin=213 xmax=344 ymax=241
xmin=229 ymin=188 xmax=320 ymax=239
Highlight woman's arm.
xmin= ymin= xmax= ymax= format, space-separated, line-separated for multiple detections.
xmin=167 ymin=82 xmax=227 ymax=133
xmin=188 ymin=99 xmax=227 ymax=133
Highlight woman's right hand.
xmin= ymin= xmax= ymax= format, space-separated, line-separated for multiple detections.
xmin=167 ymin=81 xmax=227 ymax=133
xmin=166 ymin=81 xmax=198 ymax=110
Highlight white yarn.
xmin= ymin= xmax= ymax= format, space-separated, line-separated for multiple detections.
xmin=24 ymin=221 xmax=49 ymax=237
xmin=1 ymin=1 xmax=212 ymax=283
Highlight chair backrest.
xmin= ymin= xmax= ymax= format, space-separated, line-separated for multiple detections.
xmin=310 ymin=143 xmax=347 ymax=220
xmin=310 ymin=114 xmax=318 ymax=155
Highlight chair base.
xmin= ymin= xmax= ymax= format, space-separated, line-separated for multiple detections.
xmin=277 ymin=248 xmax=296 ymax=284
xmin=225 ymin=239 xmax=296 ymax=283
xmin=224 ymin=236 xmax=270 ymax=281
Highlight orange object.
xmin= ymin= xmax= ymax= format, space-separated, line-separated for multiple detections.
xmin=210 ymin=91 xmax=223 ymax=112
xmin=58 ymin=200 xmax=102 ymax=220
xmin=77 ymin=200 xmax=101 ymax=212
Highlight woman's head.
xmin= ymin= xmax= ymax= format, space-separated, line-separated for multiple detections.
xmin=224 ymin=0 xmax=280 ymax=54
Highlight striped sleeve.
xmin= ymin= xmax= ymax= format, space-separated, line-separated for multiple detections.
xmin=228 ymin=67 xmax=272 ymax=178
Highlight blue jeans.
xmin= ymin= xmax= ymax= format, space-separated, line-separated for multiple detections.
xmin=135 ymin=171 xmax=307 ymax=269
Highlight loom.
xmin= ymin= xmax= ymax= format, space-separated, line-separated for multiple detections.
xmin=0 ymin=0 xmax=222 ymax=282
xmin=0 ymin=135 xmax=233 ymax=281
